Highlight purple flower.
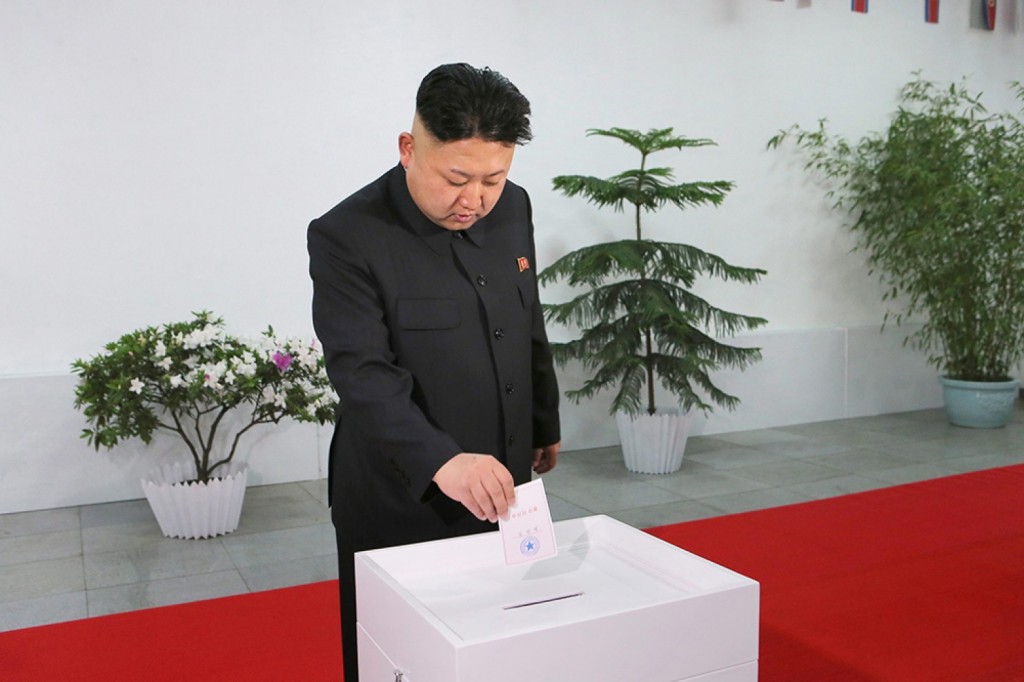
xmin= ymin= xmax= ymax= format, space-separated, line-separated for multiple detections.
xmin=273 ymin=351 xmax=293 ymax=372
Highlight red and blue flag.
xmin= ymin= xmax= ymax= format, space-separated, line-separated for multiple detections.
xmin=983 ymin=0 xmax=997 ymax=30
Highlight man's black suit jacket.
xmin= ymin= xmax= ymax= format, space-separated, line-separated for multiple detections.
xmin=308 ymin=164 xmax=561 ymax=551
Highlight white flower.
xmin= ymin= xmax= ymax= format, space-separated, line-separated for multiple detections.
xmin=129 ymin=378 xmax=145 ymax=394
xmin=274 ymin=392 xmax=287 ymax=408
xmin=294 ymin=342 xmax=320 ymax=371
xmin=233 ymin=355 xmax=257 ymax=377
xmin=205 ymin=361 xmax=227 ymax=380
xmin=158 ymin=357 xmax=173 ymax=371
xmin=154 ymin=340 xmax=167 ymax=357
xmin=255 ymin=335 xmax=277 ymax=355
xmin=200 ymin=360 xmax=229 ymax=390
xmin=183 ymin=325 xmax=221 ymax=350
xmin=169 ymin=375 xmax=185 ymax=388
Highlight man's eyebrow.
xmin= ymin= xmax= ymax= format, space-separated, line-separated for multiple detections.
xmin=450 ymin=168 xmax=508 ymax=179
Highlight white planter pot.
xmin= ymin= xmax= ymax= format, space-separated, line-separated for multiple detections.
xmin=616 ymin=408 xmax=693 ymax=474
xmin=141 ymin=460 xmax=248 ymax=539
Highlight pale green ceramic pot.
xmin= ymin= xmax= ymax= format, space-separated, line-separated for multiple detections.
xmin=938 ymin=377 xmax=1020 ymax=429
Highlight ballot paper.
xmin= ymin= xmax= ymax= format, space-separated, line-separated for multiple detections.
xmin=498 ymin=478 xmax=557 ymax=565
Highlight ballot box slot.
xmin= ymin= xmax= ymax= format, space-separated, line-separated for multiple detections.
xmin=502 ymin=591 xmax=584 ymax=610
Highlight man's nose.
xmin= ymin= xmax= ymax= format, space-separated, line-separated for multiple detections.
xmin=458 ymin=185 xmax=482 ymax=209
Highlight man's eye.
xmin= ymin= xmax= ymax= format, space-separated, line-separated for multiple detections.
xmin=447 ymin=179 xmax=467 ymax=187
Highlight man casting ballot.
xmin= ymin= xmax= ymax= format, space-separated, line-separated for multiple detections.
xmin=307 ymin=62 xmax=561 ymax=680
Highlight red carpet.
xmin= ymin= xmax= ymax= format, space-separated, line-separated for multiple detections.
xmin=2 ymin=465 xmax=1022 ymax=681
xmin=0 ymin=581 xmax=343 ymax=681
xmin=647 ymin=463 xmax=1024 ymax=681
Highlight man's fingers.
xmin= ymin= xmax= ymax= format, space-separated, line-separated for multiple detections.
xmin=463 ymin=496 xmax=487 ymax=522
xmin=471 ymin=488 xmax=497 ymax=522
xmin=532 ymin=448 xmax=549 ymax=473
xmin=490 ymin=464 xmax=516 ymax=511
xmin=532 ymin=442 xmax=561 ymax=474
xmin=472 ymin=467 xmax=514 ymax=522
xmin=434 ymin=453 xmax=516 ymax=522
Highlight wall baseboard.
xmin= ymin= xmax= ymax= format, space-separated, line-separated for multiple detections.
xmin=1 ymin=324 xmax=944 ymax=515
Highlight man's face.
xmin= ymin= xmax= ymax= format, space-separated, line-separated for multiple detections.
xmin=399 ymin=117 xmax=515 ymax=231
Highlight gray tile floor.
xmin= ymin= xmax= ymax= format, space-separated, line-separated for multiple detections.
xmin=3 ymin=407 xmax=1023 ymax=632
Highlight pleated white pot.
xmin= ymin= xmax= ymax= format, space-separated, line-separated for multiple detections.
xmin=141 ymin=460 xmax=248 ymax=539
xmin=617 ymin=408 xmax=693 ymax=474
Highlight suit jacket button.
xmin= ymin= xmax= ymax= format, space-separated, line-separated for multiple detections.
xmin=494 ymin=328 xmax=505 ymax=339
xmin=453 ymin=231 xmax=465 ymax=240
xmin=508 ymin=434 xmax=516 ymax=445
xmin=477 ymin=274 xmax=487 ymax=286
xmin=505 ymin=383 xmax=515 ymax=395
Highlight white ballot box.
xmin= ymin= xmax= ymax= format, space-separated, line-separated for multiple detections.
xmin=355 ymin=515 xmax=758 ymax=681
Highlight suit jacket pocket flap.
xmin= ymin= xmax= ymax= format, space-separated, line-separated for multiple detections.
xmin=516 ymin=281 xmax=536 ymax=308
xmin=397 ymin=298 xmax=460 ymax=330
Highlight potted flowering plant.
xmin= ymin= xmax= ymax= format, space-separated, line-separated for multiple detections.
xmin=72 ymin=310 xmax=338 ymax=538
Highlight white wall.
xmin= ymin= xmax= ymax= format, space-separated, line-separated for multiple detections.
xmin=2 ymin=0 xmax=1021 ymax=513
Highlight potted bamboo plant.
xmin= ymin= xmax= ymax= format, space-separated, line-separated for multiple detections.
xmin=768 ymin=75 xmax=1024 ymax=428
xmin=72 ymin=311 xmax=338 ymax=538
xmin=540 ymin=127 xmax=767 ymax=473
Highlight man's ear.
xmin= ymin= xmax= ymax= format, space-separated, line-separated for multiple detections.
xmin=398 ymin=131 xmax=414 ymax=169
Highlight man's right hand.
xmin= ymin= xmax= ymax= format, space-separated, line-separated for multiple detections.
xmin=433 ymin=453 xmax=515 ymax=523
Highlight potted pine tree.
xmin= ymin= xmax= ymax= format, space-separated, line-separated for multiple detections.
xmin=768 ymin=75 xmax=1024 ymax=428
xmin=540 ymin=128 xmax=767 ymax=473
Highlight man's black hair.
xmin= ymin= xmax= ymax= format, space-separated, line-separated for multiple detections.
xmin=415 ymin=63 xmax=532 ymax=145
